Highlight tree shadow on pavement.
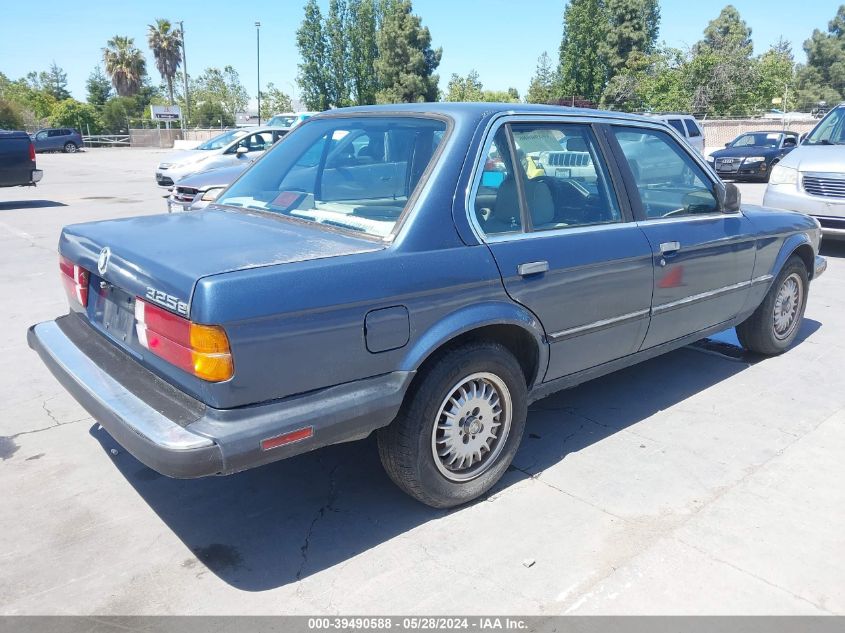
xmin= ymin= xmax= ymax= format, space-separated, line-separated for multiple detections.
xmin=89 ymin=318 xmax=822 ymax=592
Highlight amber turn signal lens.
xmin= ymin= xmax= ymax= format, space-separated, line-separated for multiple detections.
xmin=191 ymin=350 xmax=234 ymax=383
xmin=190 ymin=323 xmax=231 ymax=354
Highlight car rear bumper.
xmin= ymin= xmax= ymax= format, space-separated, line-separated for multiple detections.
xmin=32 ymin=169 xmax=43 ymax=184
xmin=28 ymin=315 xmax=412 ymax=478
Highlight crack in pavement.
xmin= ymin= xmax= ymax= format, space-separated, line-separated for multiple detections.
xmin=296 ymin=462 xmax=341 ymax=583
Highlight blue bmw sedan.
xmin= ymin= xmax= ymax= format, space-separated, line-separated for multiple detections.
xmin=29 ymin=103 xmax=826 ymax=507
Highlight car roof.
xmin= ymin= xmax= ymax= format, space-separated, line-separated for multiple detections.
xmin=314 ymin=102 xmax=657 ymax=124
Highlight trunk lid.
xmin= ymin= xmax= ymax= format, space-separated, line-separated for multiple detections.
xmin=61 ymin=207 xmax=383 ymax=310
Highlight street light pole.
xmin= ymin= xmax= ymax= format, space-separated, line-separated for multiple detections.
xmin=255 ymin=21 xmax=261 ymax=126
xmin=180 ymin=20 xmax=190 ymax=127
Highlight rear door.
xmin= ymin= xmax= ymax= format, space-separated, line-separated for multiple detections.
xmin=470 ymin=117 xmax=654 ymax=381
xmin=607 ymin=124 xmax=758 ymax=349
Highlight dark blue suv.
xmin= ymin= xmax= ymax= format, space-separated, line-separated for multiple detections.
xmin=29 ymin=104 xmax=826 ymax=507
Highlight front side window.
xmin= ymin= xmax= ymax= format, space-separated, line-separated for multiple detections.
xmin=217 ymin=116 xmax=447 ymax=238
xmin=612 ymin=127 xmax=718 ymax=219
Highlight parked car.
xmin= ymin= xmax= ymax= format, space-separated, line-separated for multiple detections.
xmin=267 ymin=112 xmax=316 ymax=128
xmin=707 ymin=131 xmax=799 ymax=181
xmin=645 ymin=114 xmax=705 ymax=154
xmin=29 ymin=103 xmax=826 ymax=509
xmin=0 ymin=130 xmax=43 ymax=187
xmin=155 ymin=127 xmax=288 ymax=186
xmin=763 ymin=103 xmax=845 ymax=240
xmin=31 ymin=128 xmax=84 ymax=153
xmin=166 ymin=164 xmax=247 ymax=212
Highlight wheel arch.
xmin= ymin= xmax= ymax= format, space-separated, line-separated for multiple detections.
xmin=771 ymin=233 xmax=816 ymax=281
xmin=399 ymin=302 xmax=548 ymax=392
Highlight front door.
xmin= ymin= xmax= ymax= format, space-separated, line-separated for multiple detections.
xmin=472 ymin=120 xmax=654 ymax=382
xmin=607 ymin=125 xmax=758 ymax=348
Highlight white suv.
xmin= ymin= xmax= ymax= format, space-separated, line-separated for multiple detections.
xmin=646 ymin=114 xmax=705 ymax=154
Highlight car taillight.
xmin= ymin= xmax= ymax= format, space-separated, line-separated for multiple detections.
xmin=59 ymin=255 xmax=89 ymax=306
xmin=135 ymin=298 xmax=233 ymax=382
xmin=29 ymin=142 xmax=35 ymax=161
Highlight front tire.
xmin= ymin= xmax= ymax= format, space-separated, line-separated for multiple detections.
xmin=378 ymin=341 xmax=528 ymax=508
xmin=737 ymin=255 xmax=808 ymax=355
xmin=64 ymin=142 xmax=78 ymax=153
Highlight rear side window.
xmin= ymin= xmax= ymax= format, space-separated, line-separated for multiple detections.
xmin=666 ymin=119 xmax=686 ymax=136
xmin=684 ymin=119 xmax=702 ymax=137
xmin=612 ymin=126 xmax=718 ymax=219
xmin=509 ymin=123 xmax=621 ymax=231
xmin=472 ymin=123 xmax=621 ymax=236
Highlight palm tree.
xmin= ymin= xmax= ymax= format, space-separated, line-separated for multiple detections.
xmin=103 ymin=36 xmax=146 ymax=97
xmin=147 ymin=19 xmax=183 ymax=105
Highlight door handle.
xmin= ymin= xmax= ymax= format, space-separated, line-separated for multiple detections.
xmin=517 ymin=261 xmax=549 ymax=276
xmin=659 ymin=241 xmax=681 ymax=255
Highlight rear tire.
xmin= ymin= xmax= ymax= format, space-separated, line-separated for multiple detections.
xmin=737 ymin=255 xmax=808 ymax=355
xmin=377 ymin=341 xmax=528 ymax=508
xmin=64 ymin=142 xmax=78 ymax=153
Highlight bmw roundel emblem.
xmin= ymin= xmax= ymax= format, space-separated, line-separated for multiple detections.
xmin=97 ymin=247 xmax=111 ymax=276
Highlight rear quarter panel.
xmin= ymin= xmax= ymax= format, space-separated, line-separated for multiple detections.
xmin=192 ymin=243 xmax=532 ymax=409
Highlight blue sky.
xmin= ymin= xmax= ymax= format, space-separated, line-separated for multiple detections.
xmin=0 ymin=0 xmax=840 ymax=106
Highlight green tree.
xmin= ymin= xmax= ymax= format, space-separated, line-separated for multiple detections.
xmin=526 ymin=51 xmax=558 ymax=104
xmin=326 ymin=0 xmax=352 ymax=107
xmin=297 ymin=0 xmax=332 ymax=111
xmin=797 ymin=5 xmax=845 ymax=109
xmin=40 ymin=62 xmax=71 ymax=101
xmin=375 ymin=0 xmax=441 ymax=103
xmin=194 ymin=101 xmax=234 ymax=128
xmin=602 ymin=0 xmax=660 ymax=75
xmin=694 ymin=4 xmax=753 ymax=57
xmin=0 ymin=99 xmax=24 ymax=130
xmin=147 ymin=18 xmax=183 ymax=105
xmin=192 ymin=66 xmax=249 ymax=123
xmin=558 ymin=0 xmax=609 ymax=102
xmin=445 ymin=70 xmax=484 ymax=101
xmin=100 ymin=97 xmax=133 ymax=133
xmin=86 ymin=66 xmax=112 ymax=105
xmin=753 ymin=40 xmax=796 ymax=112
xmin=688 ymin=5 xmax=756 ymax=114
xmin=103 ymin=36 xmax=147 ymax=97
xmin=349 ymin=0 xmax=380 ymax=104
xmin=49 ymin=99 xmax=102 ymax=134
xmin=259 ymin=83 xmax=294 ymax=119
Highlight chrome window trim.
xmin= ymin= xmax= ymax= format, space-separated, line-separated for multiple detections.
xmin=485 ymin=219 xmax=636 ymax=244
xmin=652 ymin=274 xmax=773 ymax=315
xmin=464 ymin=113 xmax=636 ymax=244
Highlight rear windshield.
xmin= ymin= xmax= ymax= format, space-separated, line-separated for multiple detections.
xmin=217 ymin=116 xmax=448 ymax=238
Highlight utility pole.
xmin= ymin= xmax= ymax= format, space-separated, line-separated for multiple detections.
xmin=255 ymin=21 xmax=261 ymax=126
xmin=180 ymin=20 xmax=190 ymax=128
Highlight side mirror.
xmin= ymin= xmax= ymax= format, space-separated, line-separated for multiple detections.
xmin=718 ymin=182 xmax=741 ymax=213
xmin=236 ymin=146 xmax=249 ymax=156
xmin=725 ymin=142 xmax=731 ymax=147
